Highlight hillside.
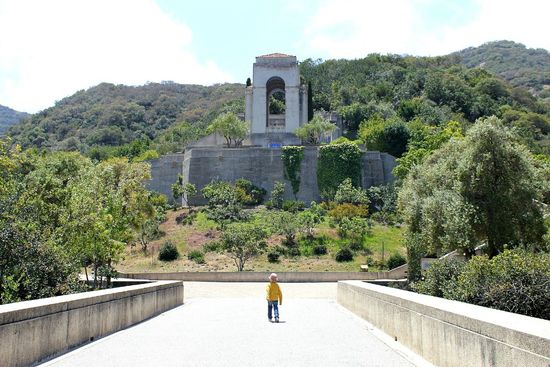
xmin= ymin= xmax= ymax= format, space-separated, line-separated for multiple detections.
xmin=453 ymin=40 xmax=550 ymax=95
xmin=6 ymin=44 xmax=550 ymax=156
xmin=0 ymin=104 xmax=29 ymax=133
xmin=7 ymin=82 xmax=243 ymax=151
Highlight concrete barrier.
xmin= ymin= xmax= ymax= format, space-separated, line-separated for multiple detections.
xmin=0 ymin=280 xmax=183 ymax=367
xmin=118 ymin=271 xmax=403 ymax=282
xmin=337 ymin=281 xmax=550 ymax=367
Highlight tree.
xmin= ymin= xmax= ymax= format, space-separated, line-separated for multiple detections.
xmin=171 ymin=175 xmax=197 ymax=207
xmin=269 ymin=181 xmax=286 ymax=209
xmin=207 ymin=112 xmax=248 ymax=148
xmin=307 ymin=82 xmax=314 ymax=121
xmin=273 ymin=211 xmax=304 ymax=247
xmin=246 ymin=78 xmax=252 ymax=87
xmin=202 ymin=180 xmax=246 ymax=229
xmin=358 ymin=115 xmax=410 ymax=157
xmin=220 ymin=222 xmax=268 ymax=271
xmin=337 ymin=216 xmax=370 ymax=249
xmin=294 ymin=115 xmax=336 ymax=145
xmin=334 ymin=178 xmax=369 ymax=205
xmin=399 ymin=117 xmax=546 ymax=259
xmin=299 ymin=202 xmax=326 ymax=238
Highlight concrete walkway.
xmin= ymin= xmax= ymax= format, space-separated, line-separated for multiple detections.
xmin=40 ymin=282 xmax=428 ymax=367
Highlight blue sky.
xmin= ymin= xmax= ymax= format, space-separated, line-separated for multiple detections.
xmin=0 ymin=0 xmax=548 ymax=113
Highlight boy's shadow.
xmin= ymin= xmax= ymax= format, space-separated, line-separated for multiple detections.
xmin=270 ymin=321 xmax=287 ymax=324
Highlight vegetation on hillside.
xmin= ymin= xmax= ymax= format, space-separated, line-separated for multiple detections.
xmin=6 ymin=82 xmax=243 ymax=152
xmin=0 ymin=104 xmax=29 ymax=133
xmin=453 ymin=40 xmax=550 ymax=96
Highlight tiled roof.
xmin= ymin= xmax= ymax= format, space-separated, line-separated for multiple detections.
xmin=257 ymin=53 xmax=293 ymax=58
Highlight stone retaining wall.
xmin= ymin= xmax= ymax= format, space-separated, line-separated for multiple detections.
xmin=119 ymin=271 xmax=404 ymax=282
xmin=0 ymin=281 xmax=183 ymax=367
xmin=337 ymin=281 xmax=550 ymax=367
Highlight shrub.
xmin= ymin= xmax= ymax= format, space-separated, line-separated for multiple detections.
xmin=202 ymin=241 xmax=221 ymax=252
xmin=328 ymin=203 xmax=369 ymax=224
xmin=455 ymin=250 xmax=550 ymax=319
xmin=335 ymin=247 xmax=354 ymax=262
xmin=235 ymin=178 xmax=267 ymax=205
xmin=267 ymin=251 xmax=280 ymax=263
xmin=413 ymin=258 xmax=465 ymax=298
xmin=313 ymin=245 xmax=328 ymax=255
xmin=187 ymin=250 xmax=205 ymax=264
xmin=287 ymin=247 xmax=301 ymax=257
xmin=158 ymin=241 xmax=179 ymax=261
xmin=282 ymin=200 xmax=305 ymax=212
xmin=387 ymin=252 xmax=407 ymax=269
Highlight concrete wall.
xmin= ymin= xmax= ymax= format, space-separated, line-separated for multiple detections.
xmin=118 ymin=270 xmax=405 ymax=282
xmin=337 ymin=281 xmax=550 ymax=367
xmin=0 ymin=281 xmax=183 ymax=367
xmin=146 ymin=153 xmax=185 ymax=200
xmin=177 ymin=146 xmax=395 ymax=205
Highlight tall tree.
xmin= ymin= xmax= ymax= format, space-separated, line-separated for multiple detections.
xmin=399 ymin=117 xmax=546 ymax=258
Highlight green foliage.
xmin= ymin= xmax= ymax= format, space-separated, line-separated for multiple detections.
xmin=202 ymin=180 xmax=247 ymax=229
xmin=281 ymin=146 xmax=304 ymax=197
xmin=328 ymin=203 xmax=369 ymax=224
xmin=8 ymin=82 xmax=244 ymax=151
xmin=187 ymin=250 xmax=205 ymax=264
xmin=272 ymin=211 xmax=304 ymax=247
xmin=335 ymin=247 xmax=354 ymax=262
xmin=294 ymin=115 xmax=336 ymax=145
xmin=172 ymin=174 xmax=197 ymax=207
xmin=413 ymin=258 xmax=465 ymax=297
xmin=415 ymin=250 xmax=550 ymax=319
xmin=235 ymin=178 xmax=266 ymax=206
xmin=313 ymin=244 xmax=328 ymax=255
xmin=399 ymin=118 xmax=547 ymax=258
xmin=317 ymin=142 xmax=363 ymax=200
xmin=298 ymin=202 xmax=326 ymax=238
xmin=334 ymin=178 xmax=369 ymax=205
xmin=207 ymin=112 xmax=248 ymax=147
xmin=386 ymin=252 xmax=407 ymax=269
xmin=359 ymin=115 xmax=410 ymax=157
xmin=220 ymin=222 xmax=268 ymax=271
xmin=0 ymin=105 xmax=29 ymax=133
xmin=282 ymin=200 xmax=305 ymax=213
xmin=337 ymin=217 xmax=370 ymax=249
xmin=454 ymin=40 xmax=550 ymax=93
xmin=158 ymin=241 xmax=179 ymax=261
xmin=269 ymin=91 xmax=286 ymax=114
xmin=268 ymin=181 xmax=286 ymax=210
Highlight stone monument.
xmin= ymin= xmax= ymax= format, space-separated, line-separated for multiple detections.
xmin=245 ymin=53 xmax=308 ymax=147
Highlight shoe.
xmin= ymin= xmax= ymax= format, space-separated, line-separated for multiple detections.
xmin=268 ymin=318 xmax=273 ymax=322
xmin=275 ymin=318 xmax=279 ymax=323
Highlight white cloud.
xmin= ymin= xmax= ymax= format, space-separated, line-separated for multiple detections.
xmin=0 ymin=0 xmax=233 ymax=113
xmin=301 ymin=0 xmax=550 ymax=59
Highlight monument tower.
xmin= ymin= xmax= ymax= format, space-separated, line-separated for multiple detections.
xmin=245 ymin=53 xmax=308 ymax=147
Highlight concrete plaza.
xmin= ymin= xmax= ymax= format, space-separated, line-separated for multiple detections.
xmin=39 ymin=282 xmax=429 ymax=367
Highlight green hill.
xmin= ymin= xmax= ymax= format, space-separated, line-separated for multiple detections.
xmin=7 ymin=82 xmax=243 ymax=151
xmin=452 ymin=40 xmax=550 ymax=95
xmin=0 ymin=104 xmax=29 ymax=133
xmin=6 ymin=43 xmax=550 ymax=156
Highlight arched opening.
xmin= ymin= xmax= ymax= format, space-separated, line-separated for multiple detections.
xmin=266 ymin=77 xmax=285 ymax=129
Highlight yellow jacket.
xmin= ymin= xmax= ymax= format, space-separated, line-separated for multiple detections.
xmin=266 ymin=282 xmax=283 ymax=304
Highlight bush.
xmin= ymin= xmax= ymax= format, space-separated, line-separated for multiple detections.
xmin=414 ymin=249 xmax=550 ymax=319
xmin=328 ymin=203 xmax=369 ymax=224
xmin=287 ymin=247 xmax=301 ymax=257
xmin=267 ymin=251 xmax=280 ymax=263
xmin=158 ymin=241 xmax=179 ymax=261
xmin=202 ymin=241 xmax=221 ymax=252
xmin=313 ymin=245 xmax=328 ymax=255
xmin=387 ymin=252 xmax=407 ymax=269
xmin=282 ymin=200 xmax=305 ymax=212
xmin=455 ymin=250 xmax=550 ymax=319
xmin=235 ymin=178 xmax=267 ymax=206
xmin=187 ymin=250 xmax=205 ymax=264
xmin=335 ymin=247 xmax=354 ymax=262
xmin=413 ymin=258 xmax=465 ymax=298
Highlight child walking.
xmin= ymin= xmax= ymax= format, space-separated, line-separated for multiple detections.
xmin=266 ymin=273 xmax=283 ymax=322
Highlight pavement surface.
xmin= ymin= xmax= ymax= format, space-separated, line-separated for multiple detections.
xmin=39 ymin=282 xmax=428 ymax=367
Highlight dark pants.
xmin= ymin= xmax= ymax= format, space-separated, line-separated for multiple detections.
xmin=267 ymin=300 xmax=279 ymax=319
